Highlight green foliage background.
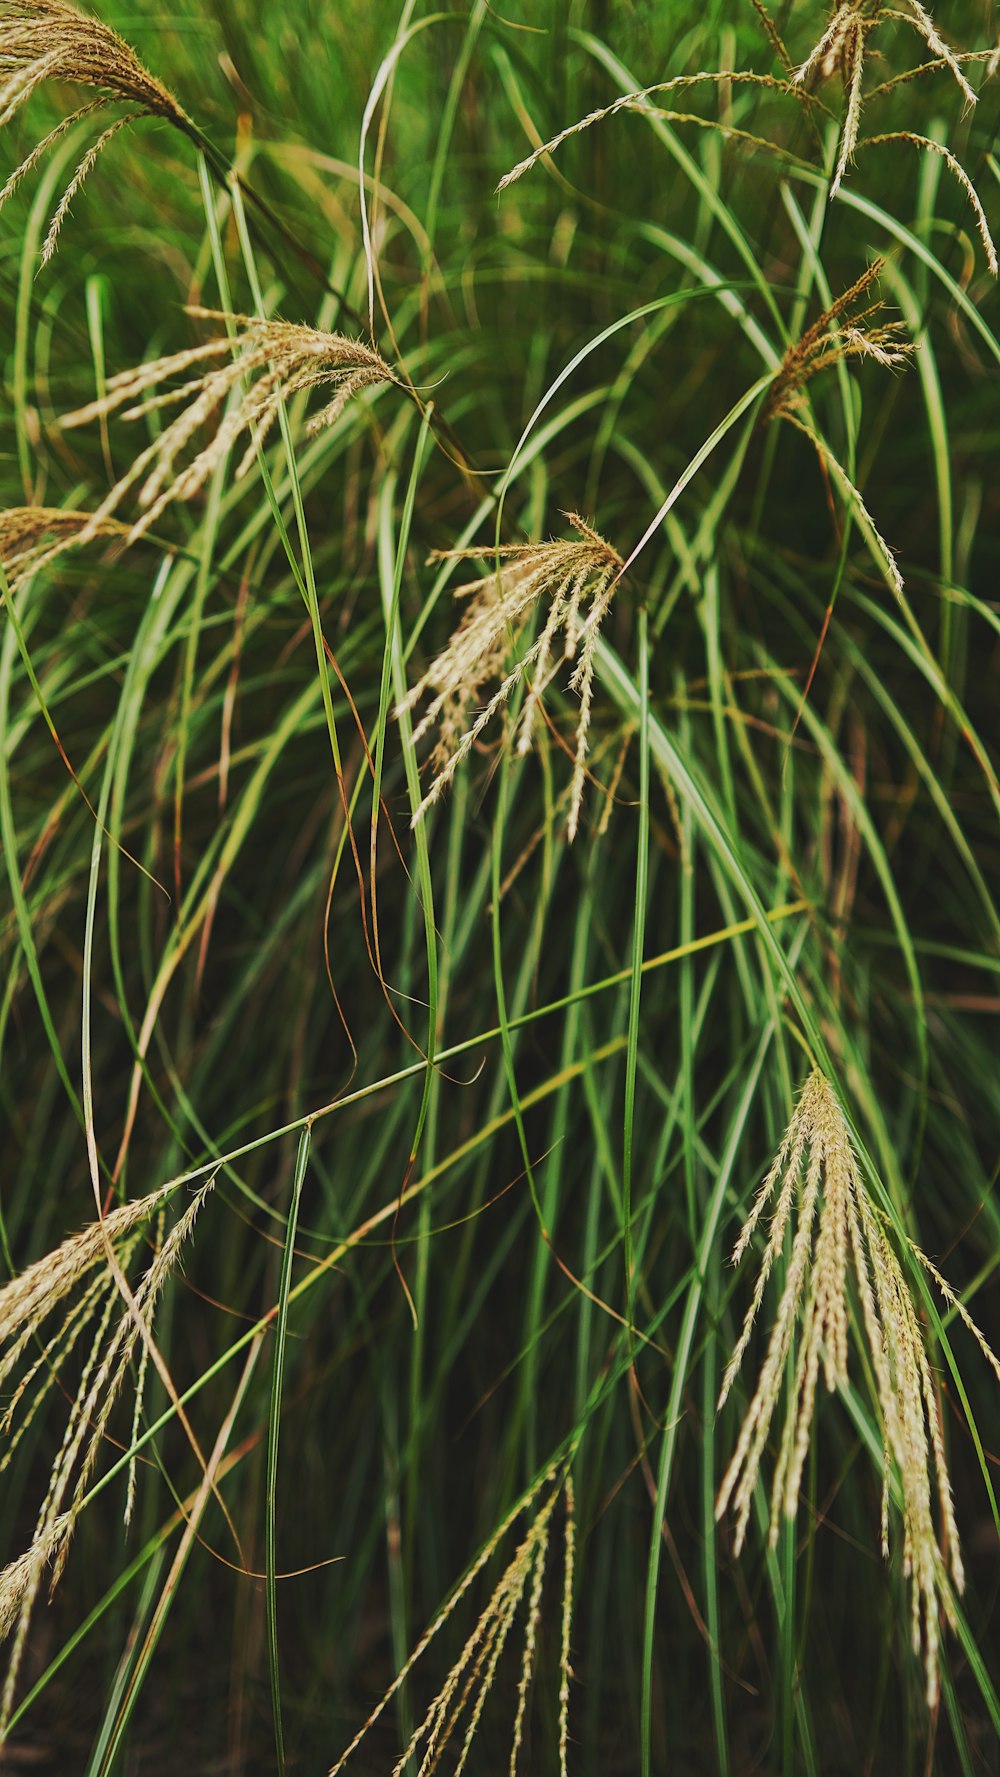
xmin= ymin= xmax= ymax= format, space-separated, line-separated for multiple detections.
xmin=1 ymin=1 xmax=998 ymax=1771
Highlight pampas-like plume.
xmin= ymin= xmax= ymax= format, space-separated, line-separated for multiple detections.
xmin=792 ymin=1 xmax=977 ymax=195
xmin=766 ymin=260 xmax=915 ymax=597
xmin=717 ymin=1069 xmax=999 ymax=1707
xmin=496 ymin=69 xmax=812 ymax=192
xmin=0 ymin=505 xmax=131 ymax=589
xmin=329 ymin=1466 xmax=575 ymax=1777
xmin=400 ymin=514 xmax=623 ymax=839
xmin=0 ymin=0 xmax=193 ymax=260
xmin=766 ymin=258 xmax=914 ymax=421
xmin=60 ymin=309 xmax=398 ymax=542
xmin=0 ymin=1181 xmax=211 ymax=1734
xmin=860 ymin=131 xmax=997 ymax=276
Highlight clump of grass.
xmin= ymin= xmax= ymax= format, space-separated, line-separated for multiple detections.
xmin=497 ymin=5 xmax=995 ymax=278
xmin=716 ymin=1068 xmax=998 ymax=1706
xmin=0 ymin=0 xmax=192 ymax=260
xmin=59 ymin=310 xmax=398 ymax=541
xmin=0 ymin=1182 xmax=211 ymax=1736
xmin=330 ymin=1466 xmax=575 ymax=1777
xmin=401 ymin=514 xmax=623 ymax=838
xmin=1 ymin=0 xmax=998 ymax=1766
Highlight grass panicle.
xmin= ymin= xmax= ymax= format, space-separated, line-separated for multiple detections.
xmin=792 ymin=0 xmax=977 ymax=193
xmin=496 ymin=6 xmax=989 ymax=258
xmin=401 ymin=513 xmax=623 ymax=838
xmin=0 ymin=0 xmax=192 ymax=259
xmin=329 ymin=1467 xmax=575 ymax=1777
xmin=765 ymin=258 xmax=915 ymax=421
xmin=59 ymin=310 xmax=398 ymax=543
xmin=765 ymin=260 xmax=915 ymax=596
xmin=0 ymin=1183 xmax=211 ymax=1736
xmin=716 ymin=1069 xmax=998 ymax=1706
xmin=0 ymin=1179 xmax=174 ymax=1384
xmin=0 ymin=505 xmax=131 ymax=588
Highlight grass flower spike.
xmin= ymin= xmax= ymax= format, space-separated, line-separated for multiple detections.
xmin=0 ymin=1182 xmax=211 ymax=1734
xmin=717 ymin=1069 xmax=999 ymax=1705
xmin=401 ymin=513 xmax=623 ymax=838
xmin=792 ymin=0 xmax=977 ymax=193
xmin=0 ymin=0 xmax=192 ymax=259
xmin=766 ymin=260 xmax=916 ymax=596
xmin=61 ymin=310 xmax=398 ymax=542
xmin=329 ymin=1467 xmax=575 ymax=1777
xmin=765 ymin=258 xmax=915 ymax=423
xmin=0 ymin=506 xmax=131 ymax=589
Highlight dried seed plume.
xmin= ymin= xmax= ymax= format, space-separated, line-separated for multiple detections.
xmin=400 ymin=513 xmax=623 ymax=839
xmin=792 ymin=1 xmax=977 ymax=195
xmin=329 ymin=1464 xmax=575 ymax=1777
xmin=717 ymin=1069 xmax=999 ymax=1706
xmin=0 ymin=1181 xmax=211 ymax=1734
xmin=60 ymin=309 xmax=398 ymax=542
xmin=766 ymin=261 xmax=914 ymax=596
xmin=0 ymin=0 xmax=192 ymax=259
xmin=0 ymin=506 xmax=131 ymax=589
xmin=766 ymin=258 xmax=914 ymax=421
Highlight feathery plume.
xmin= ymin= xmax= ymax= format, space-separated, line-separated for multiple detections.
xmin=400 ymin=514 xmax=623 ymax=839
xmin=717 ymin=1069 xmax=999 ymax=1707
xmin=792 ymin=1 xmax=978 ymax=196
xmin=0 ymin=1182 xmax=211 ymax=1734
xmin=328 ymin=1466 xmax=575 ymax=1777
xmin=765 ymin=261 xmax=914 ymax=597
xmin=765 ymin=258 xmax=914 ymax=422
xmin=0 ymin=0 xmax=192 ymax=259
xmin=0 ymin=505 xmax=131 ymax=589
xmin=59 ymin=309 xmax=398 ymax=542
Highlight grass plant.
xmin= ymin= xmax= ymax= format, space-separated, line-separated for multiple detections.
xmin=0 ymin=1 xmax=997 ymax=1771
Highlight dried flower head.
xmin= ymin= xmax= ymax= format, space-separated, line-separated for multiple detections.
xmin=766 ymin=260 xmax=914 ymax=596
xmin=0 ymin=505 xmax=131 ymax=589
xmin=717 ymin=1069 xmax=999 ymax=1706
xmin=496 ymin=68 xmax=810 ymax=193
xmin=792 ymin=1 xmax=977 ymax=194
xmin=0 ymin=0 xmax=192 ymax=260
xmin=766 ymin=258 xmax=914 ymax=422
xmin=400 ymin=514 xmax=624 ymax=839
xmin=859 ymin=130 xmax=997 ymax=275
xmin=60 ymin=309 xmax=398 ymax=543
xmin=0 ymin=1181 xmax=211 ymax=1734
xmin=329 ymin=1465 xmax=575 ymax=1777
